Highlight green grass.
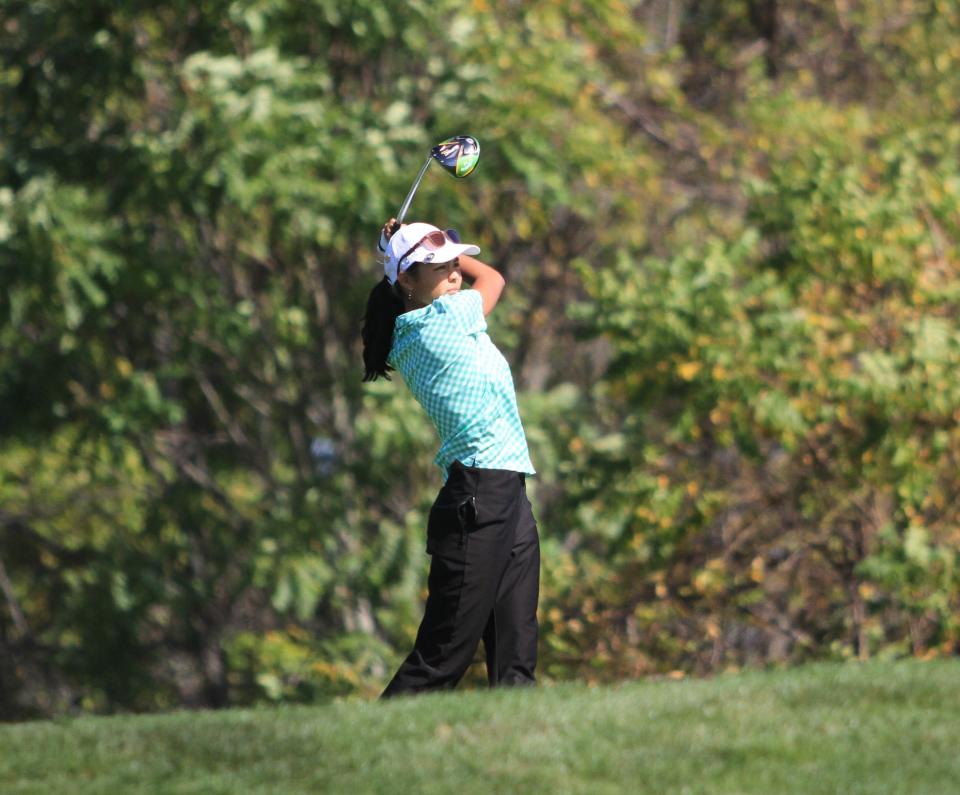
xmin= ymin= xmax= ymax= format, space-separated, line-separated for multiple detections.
xmin=2 ymin=660 xmax=959 ymax=794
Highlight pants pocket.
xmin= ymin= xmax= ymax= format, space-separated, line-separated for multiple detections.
xmin=426 ymin=496 xmax=477 ymax=557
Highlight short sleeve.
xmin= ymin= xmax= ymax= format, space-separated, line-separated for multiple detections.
xmin=436 ymin=289 xmax=486 ymax=335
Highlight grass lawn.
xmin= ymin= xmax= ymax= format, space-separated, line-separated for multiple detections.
xmin=2 ymin=659 xmax=958 ymax=794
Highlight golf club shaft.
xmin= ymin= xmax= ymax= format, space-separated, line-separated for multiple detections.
xmin=396 ymin=154 xmax=433 ymax=224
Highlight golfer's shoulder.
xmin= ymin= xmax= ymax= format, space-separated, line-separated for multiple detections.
xmin=412 ymin=292 xmax=483 ymax=350
xmin=437 ymin=289 xmax=484 ymax=324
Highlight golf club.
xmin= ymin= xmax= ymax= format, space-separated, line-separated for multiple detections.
xmin=395 ymin=135 xmax=480 ymax=224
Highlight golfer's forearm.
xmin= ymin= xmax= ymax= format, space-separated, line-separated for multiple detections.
xmin=459 ymin=255 xmax=505 ymax=314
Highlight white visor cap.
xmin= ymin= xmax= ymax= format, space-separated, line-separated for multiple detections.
xmin=384 ymin=222 xmax=480 ymax=284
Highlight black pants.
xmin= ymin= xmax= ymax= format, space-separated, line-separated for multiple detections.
xmin=381 ymin=462 xmax=540 ymax=697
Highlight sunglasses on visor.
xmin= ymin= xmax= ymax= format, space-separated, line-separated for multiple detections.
xmin=398 ymin=228 xmax=461 ymax=269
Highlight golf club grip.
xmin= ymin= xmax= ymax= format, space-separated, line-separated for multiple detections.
xmin=396 ymin=155 xmax=433 ymax=224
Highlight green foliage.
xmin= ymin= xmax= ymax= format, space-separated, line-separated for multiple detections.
xmin=562 ymin=64 xmax=960 ymax=678
xmin=2 ymin=0 xmax=959 ymax=716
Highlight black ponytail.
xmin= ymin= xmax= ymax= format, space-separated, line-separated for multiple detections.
xmin=361 ymin=271 xmax=415 ymax=381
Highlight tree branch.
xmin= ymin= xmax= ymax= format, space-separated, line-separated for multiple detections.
xmin=0 ymin=554 xmax=30 ymax=639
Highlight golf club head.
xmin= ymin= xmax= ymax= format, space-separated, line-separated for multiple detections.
xmin=394 ymin=136 xmax=481 ymax=224
xmin=431 ymin=136 xmax=480 ymax=178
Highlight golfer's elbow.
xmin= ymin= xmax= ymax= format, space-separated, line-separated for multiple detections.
xmin=479 ymin=272 xmax=506 ymax=315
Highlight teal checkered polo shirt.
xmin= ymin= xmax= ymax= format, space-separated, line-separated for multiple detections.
xmin=388 ymin=289 xmax=535 ymax=477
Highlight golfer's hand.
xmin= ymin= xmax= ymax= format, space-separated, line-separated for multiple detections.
xmin=378 ymin=218 xmax=401 ymax=252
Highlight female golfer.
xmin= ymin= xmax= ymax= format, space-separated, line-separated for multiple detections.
xmin=362 ymin=218 xmax=539 ymax=697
